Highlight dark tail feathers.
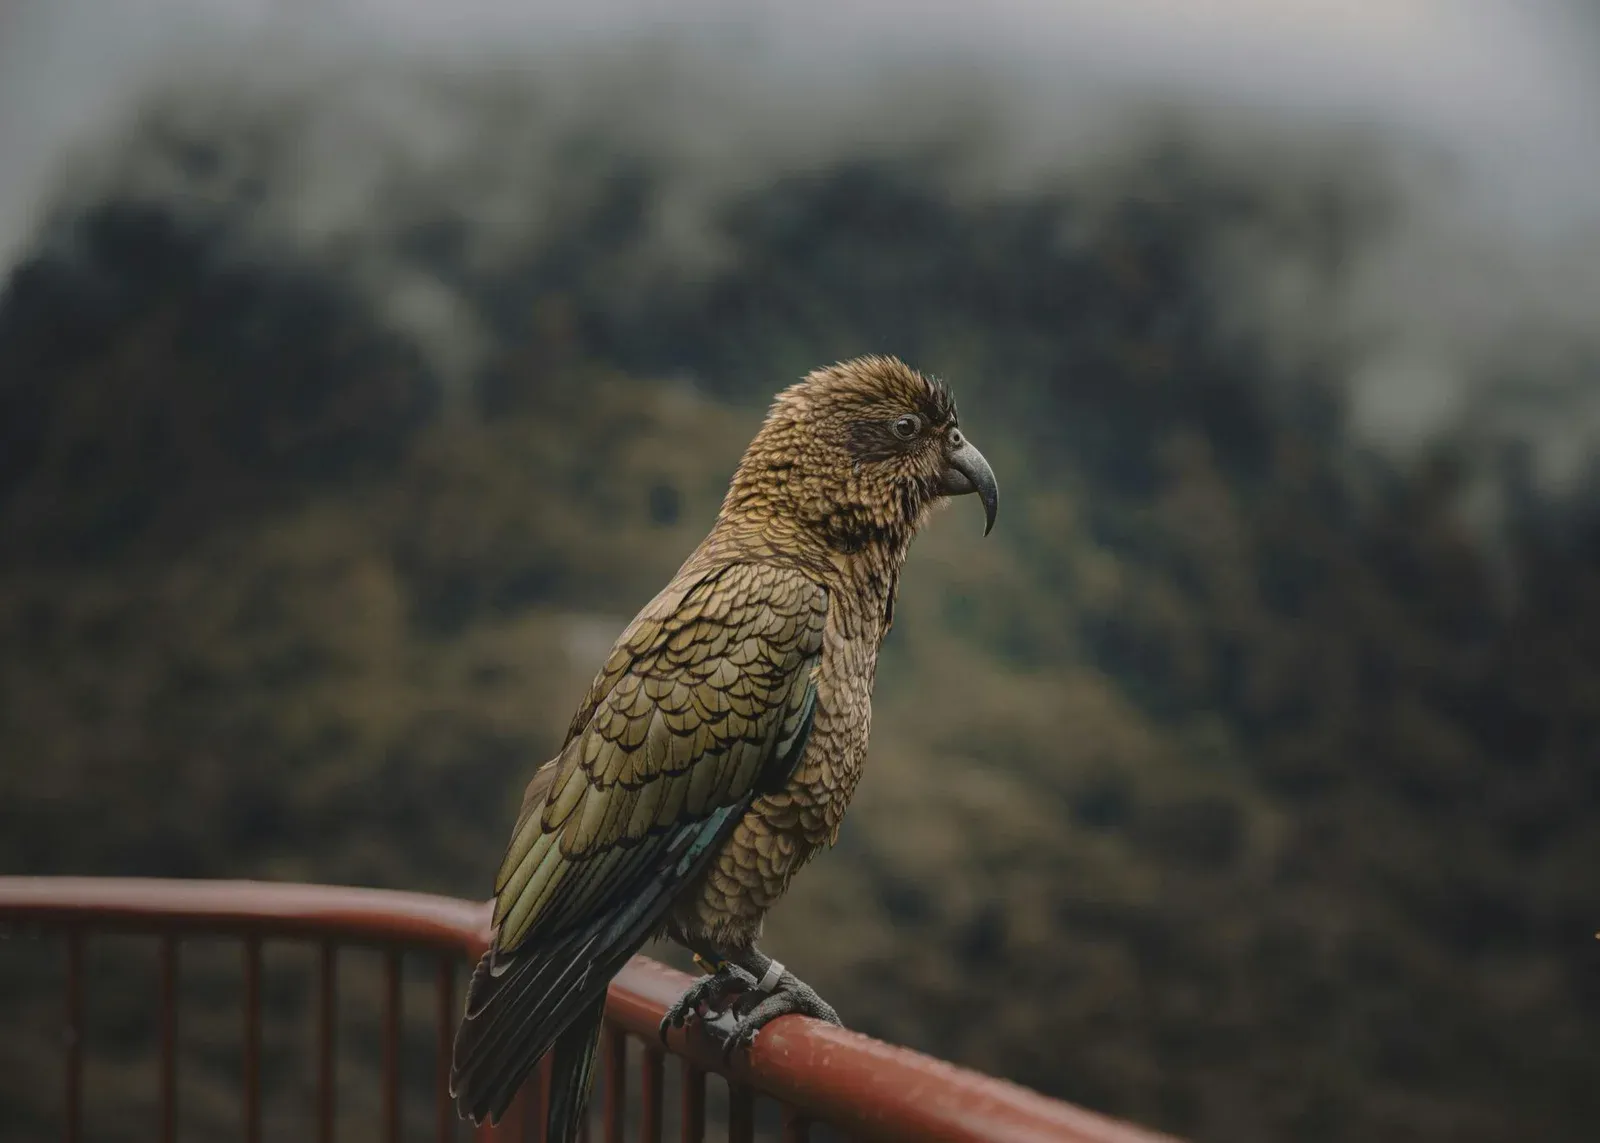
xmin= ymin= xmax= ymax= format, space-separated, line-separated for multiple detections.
xmin=544 ymin=994 xmax=607 ymax=1143
xmin=450 ymin=950 xmax=604 ymax=1137
xmin=450 ymin=929 xmax=603 ymax=1128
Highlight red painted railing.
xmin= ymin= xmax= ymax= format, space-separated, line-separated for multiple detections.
xmin=0 ymin=877 xmax=1179 ymax=1143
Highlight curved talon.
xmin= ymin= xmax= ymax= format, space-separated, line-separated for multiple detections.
xmin=657 ymin=962 xmax=757 ymax=1044
xmin=719 ymin=970 xmax=842 ymax=1061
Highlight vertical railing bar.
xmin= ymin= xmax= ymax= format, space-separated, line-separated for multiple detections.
xmin=318 ymin=940 xmax=337 ymax=1143
xmin=513 ymin=1085 xmax=531 ymax=1143
xmin=512 ymin=1082 xmax=531 ymax=1143
xmin=436 ymin=956 xmax=455 ymax=1143
xmin=383 ymin=948 xmax=402 ymax=1143
xmin=680 ymin=1063 xmax=705 ymax=1143
xmin=64 ymin=930 xmax=84 ymax=1143
xmin=779 ymin=1106 xmax=811 ymax=1143
xmin=727 ymin=1081 xmax=754 ymax=1143
xmin=535 ymin=1053 xmax=553 ymax=1143
xmin=159 ymin=935 xmax=178 ymax=1143
xmin=601 ymin=1025 xmax=626 ymax=1143
xmin=244 ymin=936 xmax=263 ymax=1143
xmin=637 ymin=1044 xmax=662 ymax=1143
xmin=537 ymin=1050 xmax=556 ymax=1139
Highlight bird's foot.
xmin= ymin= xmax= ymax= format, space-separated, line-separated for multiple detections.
xmin=716 ymin=966 xmax=841 ymax=1061
xmin=657 ymin=957 xmax=757 ymax=1044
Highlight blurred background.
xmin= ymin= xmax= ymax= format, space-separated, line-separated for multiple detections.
xmin=3 ymin=1 xmax=1600 ymax=1140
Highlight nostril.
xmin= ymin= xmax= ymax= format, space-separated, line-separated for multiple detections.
xmin=949 ymin=428 xmax=964 ymax=447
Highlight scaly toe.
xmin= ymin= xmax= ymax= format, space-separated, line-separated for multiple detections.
xmin=720 ymin=972 xmax=842 ymax=1060
xmin=658 ymin=964 xmax=757 ymax=1044
xmin=658 ymin=980 xmax=710 ymax=1043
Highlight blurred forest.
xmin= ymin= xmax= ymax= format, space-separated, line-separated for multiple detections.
xmin=2 ymin=74 xmax=1600 ymax=1143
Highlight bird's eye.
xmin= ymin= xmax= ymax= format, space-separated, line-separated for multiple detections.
xmin=892 ymin=414 xmax=922 ymax=440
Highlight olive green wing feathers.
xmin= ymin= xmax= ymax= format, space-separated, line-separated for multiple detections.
xmin=491 ymin=560 xmax=827 ymax=951
xmin=451 ymin=561 xmax=827 ymax=1123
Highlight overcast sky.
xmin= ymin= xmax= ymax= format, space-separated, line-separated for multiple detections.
xmin=3 ymin=0 xmax=1597 ymax=495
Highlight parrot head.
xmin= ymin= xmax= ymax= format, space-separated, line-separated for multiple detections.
xmin=726 ymin=355 xmax=998 ymax=554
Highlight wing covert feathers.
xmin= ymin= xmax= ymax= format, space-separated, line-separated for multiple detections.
xmin=491 ymin=562 xmax=827 ymax=951
xmin=452 ymin=561 xmax=827 ymax=1126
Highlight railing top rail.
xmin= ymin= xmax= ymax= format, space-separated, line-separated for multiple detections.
xmin=608 ymin=955 xmax=1177 ymax=1143
xmin=0 ymin=875 xmax=490 ymax=953
xmin=0 ymin=876 xmax=1180 ymax=1143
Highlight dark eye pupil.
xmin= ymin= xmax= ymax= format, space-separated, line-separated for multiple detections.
xmin=894 ymin=415 xmax=919 ymax=439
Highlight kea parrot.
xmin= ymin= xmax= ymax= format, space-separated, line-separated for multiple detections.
xmin=451 ymin=355 xmax=999 ymax=1135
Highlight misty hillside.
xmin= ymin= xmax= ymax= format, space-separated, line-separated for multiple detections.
xmin=3 ymin=83 xmax=1600 ymax=1143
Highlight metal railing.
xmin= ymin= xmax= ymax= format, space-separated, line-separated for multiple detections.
xmin=0 ymin=877 xmax=1178 ymax=1143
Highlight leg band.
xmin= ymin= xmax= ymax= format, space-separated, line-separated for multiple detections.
xmin=756 ymin=959 xmax=785 ymax=993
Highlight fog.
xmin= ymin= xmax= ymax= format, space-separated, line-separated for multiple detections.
xmin=4 ymin=0 xmax=1598 ymax=495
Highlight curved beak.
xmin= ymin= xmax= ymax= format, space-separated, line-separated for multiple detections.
xmin=940 ymin=436 xmax=999 ymax=536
